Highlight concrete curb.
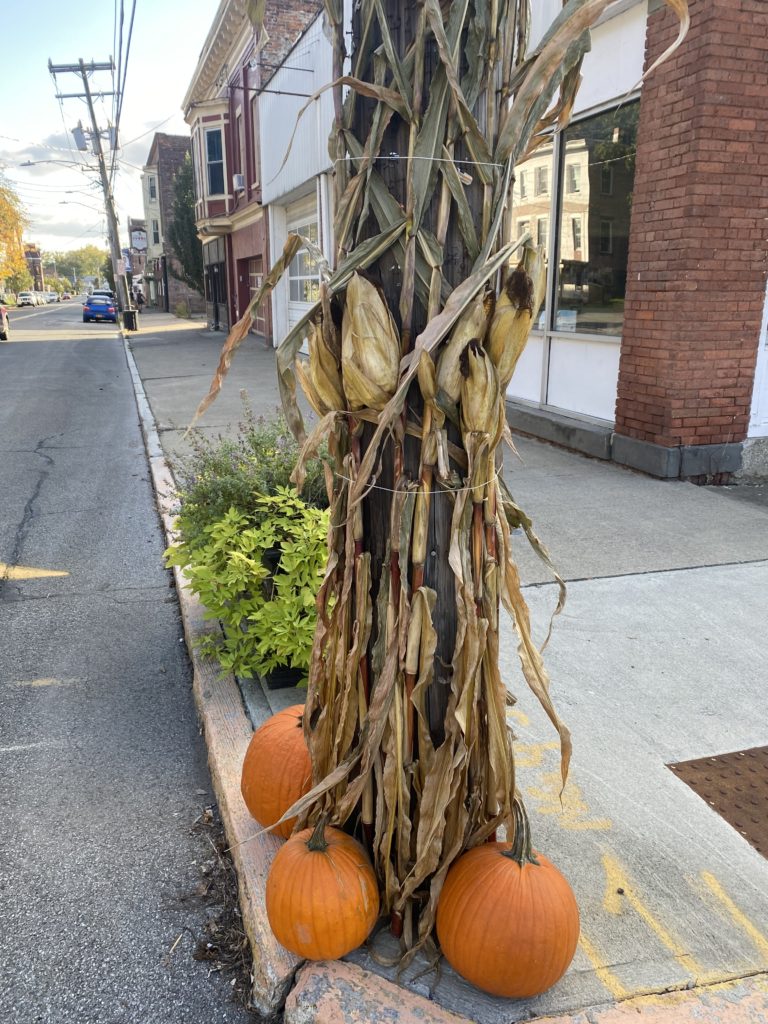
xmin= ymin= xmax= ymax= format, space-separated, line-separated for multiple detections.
xmin=122 ymin=336 xmax=300 ymax=1017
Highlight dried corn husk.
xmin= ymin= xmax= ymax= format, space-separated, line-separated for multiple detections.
xmin=341 ymin=273 xmax=401 ymax=410
xmin=435 ymin=292 xmax=490 ymax=404
xmin=486 ymin=244 xmax=546 ymax=390
xmin=309 ymin=319 xmax=346 ymax=411
xmin=459 ymin=338 xmax=500 ymax=437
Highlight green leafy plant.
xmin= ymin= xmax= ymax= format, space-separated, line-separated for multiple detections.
xmin=165 ymin=489 xmax=329 ymax=680
xmin=172 ymin=406 xmax=328 ymax=551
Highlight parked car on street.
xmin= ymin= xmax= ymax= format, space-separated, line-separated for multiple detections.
xmin=17 ymin=291 xmax=36 ymax=307
xmin=45 ymin=292 xmax=58 ymax=303
xmin=0 ymin=302 xmax=9 ymax=340
xmin=82 ymin=295 xmax=117 ymax=323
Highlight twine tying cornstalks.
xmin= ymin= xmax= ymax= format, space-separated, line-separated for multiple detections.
xmin=190 ymin=0 xmax=689 ymax=957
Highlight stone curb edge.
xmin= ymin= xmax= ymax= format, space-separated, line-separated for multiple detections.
xmin=120 ymin=336 xmax=473 ymax=1023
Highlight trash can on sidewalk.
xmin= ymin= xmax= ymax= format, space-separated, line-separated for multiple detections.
xmin=123 ymin=309 xmax=139 ymax=331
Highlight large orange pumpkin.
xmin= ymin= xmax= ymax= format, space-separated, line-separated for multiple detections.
xmin=240 ymin=704 xmax=311 ymax=839
xmin=266 ymin=821 xmax=379 ymax=959
xmin=436 ymin=805 xmax=579 ymax=998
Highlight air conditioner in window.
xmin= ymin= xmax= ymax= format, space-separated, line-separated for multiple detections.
xmin=232 ymin=173 xmax=245 ymax=192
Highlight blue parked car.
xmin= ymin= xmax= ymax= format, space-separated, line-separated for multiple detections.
xmin=83 ymin=295 xmax=117 ymax=323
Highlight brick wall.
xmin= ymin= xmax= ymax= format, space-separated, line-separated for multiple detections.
xmin=615 ymin=0 xmax=768 ymax=452
xmin=155 ymin=134 xmax=205 ymax=314
xmin=261 ymin=1 xmax=323 ymax=84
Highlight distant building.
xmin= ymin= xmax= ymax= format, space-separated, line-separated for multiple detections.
xmin=24 ymin=245 xmax=44 ymax=290
xmin=127 ymin=217 xmax=148 ymax=293
xmin=140 ymin=133 xmax=205 ymax=315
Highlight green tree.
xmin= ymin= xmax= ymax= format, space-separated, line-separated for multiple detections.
xmin=166 ymin=154 xmax=203 ymax=294
xmin=0 ymin=179 xmax=28 ymax=285
xmin=6 ymin=268 xmax=33 ymax=293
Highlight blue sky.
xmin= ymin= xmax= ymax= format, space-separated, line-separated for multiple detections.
xmin=1 ymin=0 xmax=217 ymax=253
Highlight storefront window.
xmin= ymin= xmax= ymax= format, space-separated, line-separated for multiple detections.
xmin=554 ymin=102 xmax=638 ymax=336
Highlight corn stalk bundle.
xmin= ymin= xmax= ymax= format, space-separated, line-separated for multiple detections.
xmin=192 ymin=0 xmax=689 ymax=953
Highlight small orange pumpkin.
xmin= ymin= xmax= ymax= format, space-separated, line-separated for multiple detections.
xmin=266 ymin=820 xmax=379 ymax=959
xmin=436 ymin=802 xmax=579 ymax=998
xmin=240 ymin=704 xmax=311 ymax=839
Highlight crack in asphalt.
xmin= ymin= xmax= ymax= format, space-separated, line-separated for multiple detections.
xmin=0 ymin=435 xmax=58 ymax=599
xmin=0 ymin=584 xmax=174 ymax=606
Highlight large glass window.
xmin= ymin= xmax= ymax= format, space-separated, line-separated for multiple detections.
xmin=511 ymin=141 xmax=555 ymax=329
xmin=554 ymin=102 xmax=638 ymax=336
xmin=288 ymin=220 xmax=320 ymax=303
xmin=205 ymin=128 xmax=225 ymax=195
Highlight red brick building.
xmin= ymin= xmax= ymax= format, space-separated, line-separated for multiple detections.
xmin=613 ymin=0 xmax=768 ymax=480
xmin=141 ymin=133 xmax=206 ymax=316
xmin=182 ymin=0 xmax=321 ymax=337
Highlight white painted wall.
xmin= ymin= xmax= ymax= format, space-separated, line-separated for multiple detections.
xmin=748 ymin=282 xmax=768 ymax=438
xmin=260 ymin=15 xmax=334 ymax=206
xmin=546 ymin=337 xmax=621 ymax=421
xmin=575 ymin=2 xmax=648 ymax=115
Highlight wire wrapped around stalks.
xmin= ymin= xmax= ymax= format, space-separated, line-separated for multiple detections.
xmin=273 ymin=256 xmax=571 ymax=955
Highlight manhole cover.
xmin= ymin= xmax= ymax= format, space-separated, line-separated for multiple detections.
xmin=668 ymin=746 xmax=768 ymax=859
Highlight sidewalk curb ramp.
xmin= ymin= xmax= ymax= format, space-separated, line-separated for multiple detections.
xmin=122 ymin=334 xmax=768 ymax=1024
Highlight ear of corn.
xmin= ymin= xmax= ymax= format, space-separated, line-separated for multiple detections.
xmin=486 ymin=244 xmax=546 ymax=390
xmin=342 ymin=272 xmax=401 ymax=410
xmin=309 ymin=319 xmax=347 ymax=412
xmin=459 ymin=338 xmax=500 ymax=437
xmin=435 ymin=293 xmax=490 ymax=405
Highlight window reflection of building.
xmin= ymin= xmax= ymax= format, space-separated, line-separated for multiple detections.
xmin=507 ymin=101 xmax=639 ymax=420
xmin=511 ymin=103 xmax=638 ymax=339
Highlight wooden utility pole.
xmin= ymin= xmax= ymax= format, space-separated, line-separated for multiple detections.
xmin=350 ymin=0 xmax=485 ymax=742
xmin=48 ymin=59 xmax=131 ymax=313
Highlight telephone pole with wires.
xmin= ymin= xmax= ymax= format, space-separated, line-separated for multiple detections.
xmin=48 ymin=58 xmax=132 ymax=316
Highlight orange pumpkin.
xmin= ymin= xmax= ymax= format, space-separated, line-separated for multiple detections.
xmin=240 ymin=704 xmax=311 ymax=839
xmin=436 ymin=803 xmax=579 ymax=998
xmin=266 ymin=821 xmax=379 ymax=959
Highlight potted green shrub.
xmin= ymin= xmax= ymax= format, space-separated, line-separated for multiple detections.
xmin=166 ymin=408 xmax=329 ymax=687
xmin=166 ymin=489 xmax=329 ymax=686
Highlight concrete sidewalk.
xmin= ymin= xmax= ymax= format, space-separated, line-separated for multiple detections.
xmin=126 ymin=313 xmax=768 ymax=1022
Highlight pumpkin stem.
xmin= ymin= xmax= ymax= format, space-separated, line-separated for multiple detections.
xmin=307 ymin=814 xmax=329 ymax=853
xmin=503 ymin=798 xmax=540 ymax=867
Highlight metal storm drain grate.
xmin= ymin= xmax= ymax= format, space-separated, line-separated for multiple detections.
xmin=668 ymin=746 xmax=768 ymax=859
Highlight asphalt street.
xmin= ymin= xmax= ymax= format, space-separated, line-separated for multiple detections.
xmin=0 ymin=302 xmax=252 ymax=1023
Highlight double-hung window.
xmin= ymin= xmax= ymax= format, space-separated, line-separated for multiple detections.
xmin=205 ymin=128 xmax=225 ymax=195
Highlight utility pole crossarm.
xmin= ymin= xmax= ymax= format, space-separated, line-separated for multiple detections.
xmin=51 ymin=56 xmax=130 ymax=312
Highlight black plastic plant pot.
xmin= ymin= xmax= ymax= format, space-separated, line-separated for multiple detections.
xmin=264 ymin=665 xmax=304 ymax=690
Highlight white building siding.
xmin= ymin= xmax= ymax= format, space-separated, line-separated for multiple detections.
xmin=260 ymin=15 xmax=334 ymax=206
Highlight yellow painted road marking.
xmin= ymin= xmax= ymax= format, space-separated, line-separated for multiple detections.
xmin=12 ymin=677 xmax=74 ymax=688
xmin=701 ymin=871 xmax=768 ymax=962
xmin=0 ymin=562 xmax=69 ymax=580
xmin=578 ymin=931 xmax=629 ymax=1000
xmin=603 ymin=853 xmax=709 ymax=979
xmin=526 ymin=768 xmax=612 ymax=830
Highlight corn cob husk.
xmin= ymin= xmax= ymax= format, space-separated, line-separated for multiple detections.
xmin=486 ymin=244 xmax=546 ymax=390
xmin=459 ymin=338 xmax=500 ymax=437
xmin=309 ymin=319 xmax=346 ymax=411
xmin=435 ymin=291 xmax=490 ymax=405
xmin=341 ymin=272 xmax=401 ymax=411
